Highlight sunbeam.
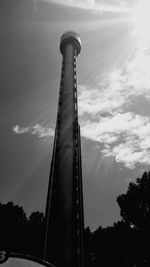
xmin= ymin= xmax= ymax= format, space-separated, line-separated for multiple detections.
xmin=133 ymin=0 xmax=150 ymax=43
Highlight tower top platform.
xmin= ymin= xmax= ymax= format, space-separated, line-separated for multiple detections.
xmin=60 ymin=31 xmax=81 ymax=56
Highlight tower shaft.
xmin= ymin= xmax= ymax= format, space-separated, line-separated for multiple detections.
xmin=44 ymin=33 xmax=84 ymax=267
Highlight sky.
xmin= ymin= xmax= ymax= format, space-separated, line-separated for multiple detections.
xmin=1 ymin=0 xmax=150 ymax=231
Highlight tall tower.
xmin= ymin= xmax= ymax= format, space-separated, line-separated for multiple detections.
xmin=44 ymin=32 xmax=84 ymax=267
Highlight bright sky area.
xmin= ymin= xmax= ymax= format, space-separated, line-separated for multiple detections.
xmin=1 ymin=0 xmax=150 ymax=230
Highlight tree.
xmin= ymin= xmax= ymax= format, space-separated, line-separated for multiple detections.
xmin=90 ymin=222 xmax=137 ymax=267
xmin=89 ymin=171 xmax=150 ymax=267
xmin=28 ymin=211 xmax=45 ymax=258
xmin=0 ymin=202 xmax=45 ymax=258
xmin=117 ymin=172 xmax=150 ymax=229
xmin=117 ymin=171 xmax=150 ymax=265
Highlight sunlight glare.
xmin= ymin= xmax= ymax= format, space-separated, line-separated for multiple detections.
xmin=133 ymin=0 xmax=150 ymax=42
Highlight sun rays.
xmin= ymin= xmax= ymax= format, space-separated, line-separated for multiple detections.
xmin=133 ymin=0 xmax=150 ymax=43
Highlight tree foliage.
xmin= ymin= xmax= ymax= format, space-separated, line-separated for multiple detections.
xmin=89 ymin=171 xmax=150 ymax=266
xmin=117 ymin=172 xmax=150 ymax=229
xmin=0 ymin=202 xmax=45 ymax=258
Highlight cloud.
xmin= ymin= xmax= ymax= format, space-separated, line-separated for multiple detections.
xmin=13 ymin=124 xmax=54 ymax=138
xmin=43 ymin=0 xmax=135 ymax=12
xmin=102 ymin=134 xmax=150 ymax=169
xmin=80 ymin=111 xmax=150 ymax=169
xmin=78 ymin=72 xmax=127 ymax=116
xmin=78 ymin=44 xmax=150 ymax=118
xmin=81 ymin=112 xmax=148 ymax=140
xmin=13 ymin=125 xmax=30 ymax=134
xmin=78 ymin=30 xmax=150 ymax=169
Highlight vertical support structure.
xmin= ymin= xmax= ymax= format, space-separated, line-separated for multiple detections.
xmin=44 ymin=32 xmax=84 ymax=267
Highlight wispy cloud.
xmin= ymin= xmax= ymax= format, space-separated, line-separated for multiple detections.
xmin=13 ymin=124 xmax=54 ymax=138
xmin=81 ymin=112 xmax=148 ymax=142
xmin=43 ymin=0 xmax=136 ymax=12
xmin=78 ymin=31 xmax=150 ymax=169
xmin=102 ymin=137 xmax=150 ymax=169
xmin=78 ymin=43 xmax=150 ymax=117
xmin=78 ymin=72 xmax=127 ymax=116
xmin=13 ymin=125 xmax=30 ymax=135
xmin=80 ymin=106 xmax=150 ymax=169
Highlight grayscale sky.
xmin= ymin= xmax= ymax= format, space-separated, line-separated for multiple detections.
xmin=0 ymin=0 xmax=150 ymax=231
